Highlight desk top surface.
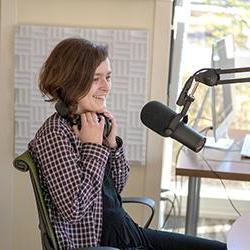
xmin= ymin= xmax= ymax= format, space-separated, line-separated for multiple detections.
xmin=176 ymin=129 xmax=250 ymax=181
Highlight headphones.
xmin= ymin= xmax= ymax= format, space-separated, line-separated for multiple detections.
xmin=55 ymin=100 xmax=112 ymax=137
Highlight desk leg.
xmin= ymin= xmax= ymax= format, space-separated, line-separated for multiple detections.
xmin=185 ymin=176 xmax=201 ymax=236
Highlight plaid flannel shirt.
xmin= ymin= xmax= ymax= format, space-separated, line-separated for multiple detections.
xmin=28 ymin=113 xmax=129 ymax=249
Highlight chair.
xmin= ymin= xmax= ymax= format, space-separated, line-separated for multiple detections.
xmin=13 ymin=150 xmax=155 ymax=250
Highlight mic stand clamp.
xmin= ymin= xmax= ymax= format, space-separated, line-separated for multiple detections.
xmin=165 ymin=76 xmax=196 ymax=136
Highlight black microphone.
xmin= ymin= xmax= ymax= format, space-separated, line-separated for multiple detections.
xmin=140 ymin=101 xmax=206 ymax=152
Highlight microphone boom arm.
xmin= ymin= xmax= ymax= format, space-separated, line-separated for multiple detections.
xmin=194 ymin=67 xmax=250 ymax=86
xmin=174 ymin=66 xmax=250 ymax=126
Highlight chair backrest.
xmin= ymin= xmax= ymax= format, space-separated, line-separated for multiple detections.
xmin=13 ymin=150 xmax=59 ymax=250
xmin=13 ymin=151 xmax=153 ymax=250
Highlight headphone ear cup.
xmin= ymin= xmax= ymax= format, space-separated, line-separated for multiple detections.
xmin=55 ymin=100 xmax=81 ymax=128
xmin=103 ymin=116 xmax=112 ymax=137
xmin=96 ymin=113 xmax=112 ymax=137
xmin=55 ymin=100 xmax=69 ymax=118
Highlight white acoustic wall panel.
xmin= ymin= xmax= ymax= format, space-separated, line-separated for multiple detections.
xmin=15 ymin=24 xmax=149 ymax=165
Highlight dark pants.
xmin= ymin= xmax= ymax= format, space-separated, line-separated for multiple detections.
xmin=73 ymin=230 xmax=227 ymax=250
xmin=143 ymin=228 xmax=227 ymax=250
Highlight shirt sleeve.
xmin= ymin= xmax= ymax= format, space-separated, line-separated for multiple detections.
xmin=109 ymin=137 xmax=130 ymax=193
xmin=34 ymin=129 xmax=110 ymax=223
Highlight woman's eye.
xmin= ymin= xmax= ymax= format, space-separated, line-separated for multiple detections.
xmin=93 ymin=78 xmax=99 ymax=82
xmin=106 ymin=76 xmax=111 ymax=81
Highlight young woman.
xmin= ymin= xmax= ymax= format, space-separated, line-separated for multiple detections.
xmin=29 ymin=38 xmax=227 ymax=250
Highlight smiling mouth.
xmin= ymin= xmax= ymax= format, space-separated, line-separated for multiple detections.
xmin=93 ymin=95 xmax=106 ymax=100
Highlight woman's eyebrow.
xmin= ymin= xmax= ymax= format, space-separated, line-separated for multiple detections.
xmin=94 ymin=71 xmax=112 ymax=76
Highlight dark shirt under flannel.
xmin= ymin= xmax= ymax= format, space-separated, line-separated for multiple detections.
xmin=28 ymin=113 xmax=129 ymax=249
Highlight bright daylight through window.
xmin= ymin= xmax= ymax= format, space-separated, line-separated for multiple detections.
xmin=160 ymin=0 xmax=250 ymax=243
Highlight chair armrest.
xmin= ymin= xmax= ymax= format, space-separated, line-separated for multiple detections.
xmin=13 ymin=151 xmax=32 ymax=172
xmin=122 ymin=196 xmax=155 ymax=228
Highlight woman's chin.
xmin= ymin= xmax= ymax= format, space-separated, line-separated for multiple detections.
xmin=79 ymin=103 xmax=106 ymax=113
xmin=96 ymin=109 xmax=106 ymax=114
xmin=95 ymin=105 xmax=106 ymax=113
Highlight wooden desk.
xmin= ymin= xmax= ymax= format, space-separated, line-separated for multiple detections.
xmin=176 ymin=130 xmax=250 ymax=235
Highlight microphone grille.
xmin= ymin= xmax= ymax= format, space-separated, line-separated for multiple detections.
xmin=140 ymin=101 xmax=176 ymax=137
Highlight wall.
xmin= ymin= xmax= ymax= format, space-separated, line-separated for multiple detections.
xmin=0 ymin=0 xmax=173 ymax=249
xmin=0 ymin=1 xmax=16 ymax=250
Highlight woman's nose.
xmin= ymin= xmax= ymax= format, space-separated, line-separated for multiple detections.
xmin=101 ymin=78 xmax=111 ymax=90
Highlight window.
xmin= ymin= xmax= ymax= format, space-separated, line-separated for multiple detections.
xmin=161 ymin=0 xmax=250 ymax=241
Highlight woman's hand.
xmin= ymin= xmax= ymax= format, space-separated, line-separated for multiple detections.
xmin=72 ymin=112 xmax=105 ymax=145
xmin=103 ymin=111 xmax=118 ymax=149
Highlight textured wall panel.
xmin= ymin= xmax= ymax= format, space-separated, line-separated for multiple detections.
xmin=15 ymin=24 xmax=149 ymax=165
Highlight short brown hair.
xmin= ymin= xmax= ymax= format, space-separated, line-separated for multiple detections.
xmin=39 ymin=38 xmax=108 ymax=114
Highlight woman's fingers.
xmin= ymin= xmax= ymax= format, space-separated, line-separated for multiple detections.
xmin=72 ymin=112 xmax=106 ymax=144
xmin=72 ymin=125 xmax=80 ymax=137
xmin=92 ymin=112 xmax=99 ymax=123
xmin=98 ymin=114 xmax=105 ymax=128
xmin=85 ymin=112 xmax=94 ymax=123
xmin=81 ymin=113 xmax=87 ymax=124
xmin=103 ymin=111 xmax=113 ymax=120
xmin=84 ymin=112 xmax=100 ymax=124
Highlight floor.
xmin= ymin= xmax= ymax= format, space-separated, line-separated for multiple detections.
xmin=160 ymin=215 xmax=233 ymax=243
xmin=158 ymin=187 xmax=237 ymax=244
xmin=159 ymin=174 xmax=250 ymax=244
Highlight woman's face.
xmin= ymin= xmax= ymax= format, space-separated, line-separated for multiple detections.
xmin=77 ymin=58 xmax=112 ymax=114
